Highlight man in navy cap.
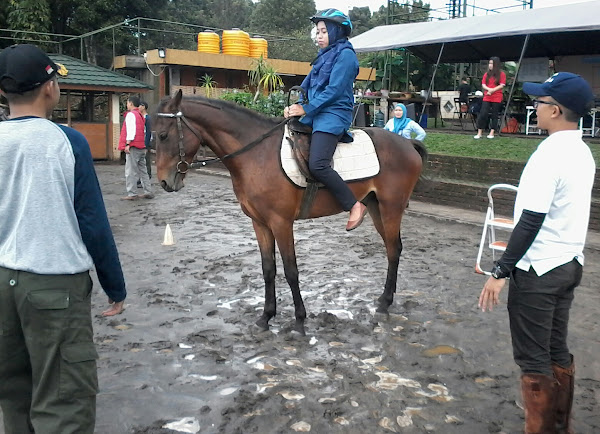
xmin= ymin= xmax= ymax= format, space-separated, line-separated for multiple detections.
xmin=479 ymin=72 xmax=595 ymax=433
xmin=0 ymin=44 xmax=127 ymax=433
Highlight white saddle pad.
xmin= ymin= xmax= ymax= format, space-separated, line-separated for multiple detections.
xmin=280 ymin=127 xmax=380 ymax=188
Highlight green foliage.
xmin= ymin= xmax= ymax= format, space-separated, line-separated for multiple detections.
xmin=199 ymin=73 xmax=217 ymax=98
xmin=348 ymin=7 xmax=373 ymax=36
xmin=267 ymin=27 xmax=317 ymax=62
xmin=248 ymin=56 xmax=284 ymax=101
xmin=249 ymin=0 xmax=315 ymax=36
xmin=7 ymin=0 xmax=51 ymax=43
xmin=221 ymin=90 xmax=286 ymax=118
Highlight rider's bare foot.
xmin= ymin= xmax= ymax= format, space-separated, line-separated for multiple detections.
xmin=346 ymin=202 xmax=367 ymax=231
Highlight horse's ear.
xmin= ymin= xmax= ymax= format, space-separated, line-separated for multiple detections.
xmin=167 ymin=89 xmax=183 ymax=112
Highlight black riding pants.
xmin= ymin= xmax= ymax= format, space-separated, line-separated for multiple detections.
xmin=476 ymin=101 xmax=502 ymax=131
xmin=507 ymin=259 xmax=582 ymax=376
xmin=309 ymin=131 xmax=357 ymax=211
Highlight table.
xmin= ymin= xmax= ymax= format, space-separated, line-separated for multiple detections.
xmin=387 ymin=96 xmax=442 ymax=128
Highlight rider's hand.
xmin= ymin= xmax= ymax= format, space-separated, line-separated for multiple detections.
xmin=284 ymin=106 xmax=290 ymax=118
xmin=287 ymin=104 xmax=306 ymax=118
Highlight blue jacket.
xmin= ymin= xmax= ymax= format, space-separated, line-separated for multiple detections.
xmin=300 ymin=45 xmax=359 ymax=135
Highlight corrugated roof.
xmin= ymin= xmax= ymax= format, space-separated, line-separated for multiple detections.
xmin=49 ymin=53 xmax=152 ymax=91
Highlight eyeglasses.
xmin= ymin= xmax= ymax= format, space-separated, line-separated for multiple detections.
xmin=532 ymin=99 xmax=562 ymax=113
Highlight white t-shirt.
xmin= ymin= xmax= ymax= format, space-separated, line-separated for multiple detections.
xmin=514 ymin=129 xmax=595 ymax=275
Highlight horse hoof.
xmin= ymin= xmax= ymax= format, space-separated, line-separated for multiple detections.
xmin=376 ymin=305 xmax=389 ymax=315
xmin=255 ymin=318 xmax=270 ymax=332
xmin=293 ymin=322 xmax=306 ymax=337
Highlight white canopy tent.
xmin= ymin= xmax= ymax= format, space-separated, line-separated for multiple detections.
xmin=349 ymin=1 xmax=600 ymax=130
xmin=350 ymin=1 xmax=600 ymax=63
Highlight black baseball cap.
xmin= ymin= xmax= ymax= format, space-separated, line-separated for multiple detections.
xmin=523 ymin=72 xmax=594 ymax=117
xmin=0 ymin=44 xmax=59 ymax=94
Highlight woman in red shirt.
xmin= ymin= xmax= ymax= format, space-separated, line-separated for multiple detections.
xmin=474 ymin=57 xmax=506 ymax=139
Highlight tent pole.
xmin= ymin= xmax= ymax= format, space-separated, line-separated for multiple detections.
xmin=500 ymin=33 xmax=530 ymax=135
xmin=419 ymin=42 xmax=445 ymax=127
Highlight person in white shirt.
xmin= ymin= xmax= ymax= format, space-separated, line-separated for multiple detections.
xmin=383 ymin=103 xmax=426 ymax=141
xmin=478 ymin=72 xmax=595 ymax=433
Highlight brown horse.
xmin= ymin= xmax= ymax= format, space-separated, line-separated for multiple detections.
xmin=154 ymin=90 xmax=427 ymax=335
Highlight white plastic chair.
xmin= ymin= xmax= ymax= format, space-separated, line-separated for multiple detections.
xmin=475 ymin=184 xmax=518 ymax=275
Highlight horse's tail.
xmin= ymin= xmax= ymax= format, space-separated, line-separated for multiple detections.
xmin=411 ymin=139 xmax=428 ymax=164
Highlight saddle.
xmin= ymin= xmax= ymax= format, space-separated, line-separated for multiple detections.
xmin=287 ymin=118 xmax=355 ymax=182
xmin=286 ymin=118 xmax=359 ymax=220
xmin=287 ymin=118 xmax=314 ymax=182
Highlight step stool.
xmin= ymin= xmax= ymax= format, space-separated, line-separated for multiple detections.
xmin=475 ymin=183 xmax=518 ymax=275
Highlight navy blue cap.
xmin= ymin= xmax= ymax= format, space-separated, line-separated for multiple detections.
xmin=0 ymin=44 xmax=58 ymax=94
xmin=523 ymin=72 xmax=594 ymax=117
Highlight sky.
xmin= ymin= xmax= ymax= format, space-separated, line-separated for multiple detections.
xmin=314 ymin=0 xmax=598 ymax=20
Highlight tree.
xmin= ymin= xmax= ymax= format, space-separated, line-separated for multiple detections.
xmin=6 ymin=0 xmax=51 ymax=43
xmin=372 ymin=0 xmax=431 ymax=26
xmin=249 ymin=0 xmax=315 ymax=36
xmin=267 ymin=28 xmax=316 ymax=62
xmin=204 ymin=0 xmax=254 ymax=30
xmin=348 ymin=7 xmax=373 ymax=37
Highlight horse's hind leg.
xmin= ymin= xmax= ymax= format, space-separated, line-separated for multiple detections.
xmin=272 ymin=223 xmax=306 ymax=336
xmin=368 ymin=201 xmax=404 ymax=314
xmin=252 ymin=221 xmax=276 ymax=331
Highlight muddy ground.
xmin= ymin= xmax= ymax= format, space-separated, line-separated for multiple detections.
xmin=1 ymin=163 xmax=599 ymax=434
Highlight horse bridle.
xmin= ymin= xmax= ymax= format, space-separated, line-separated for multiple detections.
xmin=155 ymin=111 xmax=203 ymax=174
xmin=156 ymin=110 xmax=290 ymax=174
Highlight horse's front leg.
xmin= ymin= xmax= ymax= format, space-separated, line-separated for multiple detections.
xmin=252 ymin=220 xmax=276 ymax=331
xmin=273 ymin=223 xmax=306 ymax=335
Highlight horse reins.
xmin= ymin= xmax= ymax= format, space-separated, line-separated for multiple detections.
xmin=156 ymin=110 xmax=290 ymax=174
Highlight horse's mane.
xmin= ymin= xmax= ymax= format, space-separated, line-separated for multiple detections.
xmin=157 ymin=94 xmax=284 ymax=128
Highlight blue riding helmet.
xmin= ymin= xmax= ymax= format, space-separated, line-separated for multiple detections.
xmin=310 ymin=9 xmax=353 ymax=36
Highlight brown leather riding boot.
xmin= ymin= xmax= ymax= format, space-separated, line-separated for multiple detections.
xmin=552 ymin=356 xmax=575 ymax=434
xmin=521 ymin=373 xmax=557 ymax=434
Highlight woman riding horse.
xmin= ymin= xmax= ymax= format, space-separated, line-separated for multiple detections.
xmin=284 ymin=9 xmax=367 ymax=231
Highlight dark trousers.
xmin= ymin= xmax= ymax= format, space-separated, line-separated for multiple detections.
xmin=145 ymin=149 xmax=152 ymax=179
xmin=0 ymin=267 xmax=97 ymax=434
xmin=507 ymin=259 xmax=582 ymax=376
xmin=309 ymin=131 xmax=357 ymax=211
xmin=476 ymin=101 xmax=502 ymax=131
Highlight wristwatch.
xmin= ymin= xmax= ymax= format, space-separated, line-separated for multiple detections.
xmin=490 ymin=264 xmax=510 ymax=279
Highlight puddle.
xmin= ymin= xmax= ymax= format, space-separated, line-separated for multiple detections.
xmin=421 ymin=345 xmax=461 ymax=357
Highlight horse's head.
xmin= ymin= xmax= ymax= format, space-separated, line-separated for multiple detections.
xmin=154 ymin=90 xmax=202 ymax=192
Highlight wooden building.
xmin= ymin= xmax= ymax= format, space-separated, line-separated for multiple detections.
xmin=49 ymin=54 xmax=152 ymax=160
xmin=115 ymin=48 xmax=375 ymax=103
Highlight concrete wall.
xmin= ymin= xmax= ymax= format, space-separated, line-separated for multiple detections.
xmin=412 ymin=154 xmax=600 ymax=231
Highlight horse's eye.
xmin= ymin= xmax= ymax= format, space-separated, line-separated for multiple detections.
xmin=159 ymin=132 xmax=168 ymax=140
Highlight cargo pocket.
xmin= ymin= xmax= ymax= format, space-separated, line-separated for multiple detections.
xmin=26 ymin=288 xmax=70 ymax=332
xmin=59 ymin=342 xmax=99 ymax=399
xmin=27 ymin=288 xmax=70 ymax=309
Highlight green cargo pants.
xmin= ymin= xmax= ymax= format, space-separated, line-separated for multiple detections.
xmin=0 ymin=266 xmax=98 ymax=434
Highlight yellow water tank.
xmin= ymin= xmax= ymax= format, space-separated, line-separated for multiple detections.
xmin=249 ymin=37 xmax=268 ymax=58
xmin=222 ymin=29 xmax=250 ymax=57
xmin=197 ymin=30 xmax=220 ymax=54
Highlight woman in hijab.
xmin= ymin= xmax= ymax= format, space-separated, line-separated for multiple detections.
xmin=383 ymin=103 xmax=426 ymax=141
xmin=284 ymin=9 xmax=367 ymax=231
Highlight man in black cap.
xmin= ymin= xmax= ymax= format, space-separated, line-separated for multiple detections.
xmin=0 ymin=44 xmax=127 ymax=433
xmin=479 ymin=72 xmax=595 ymax=433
